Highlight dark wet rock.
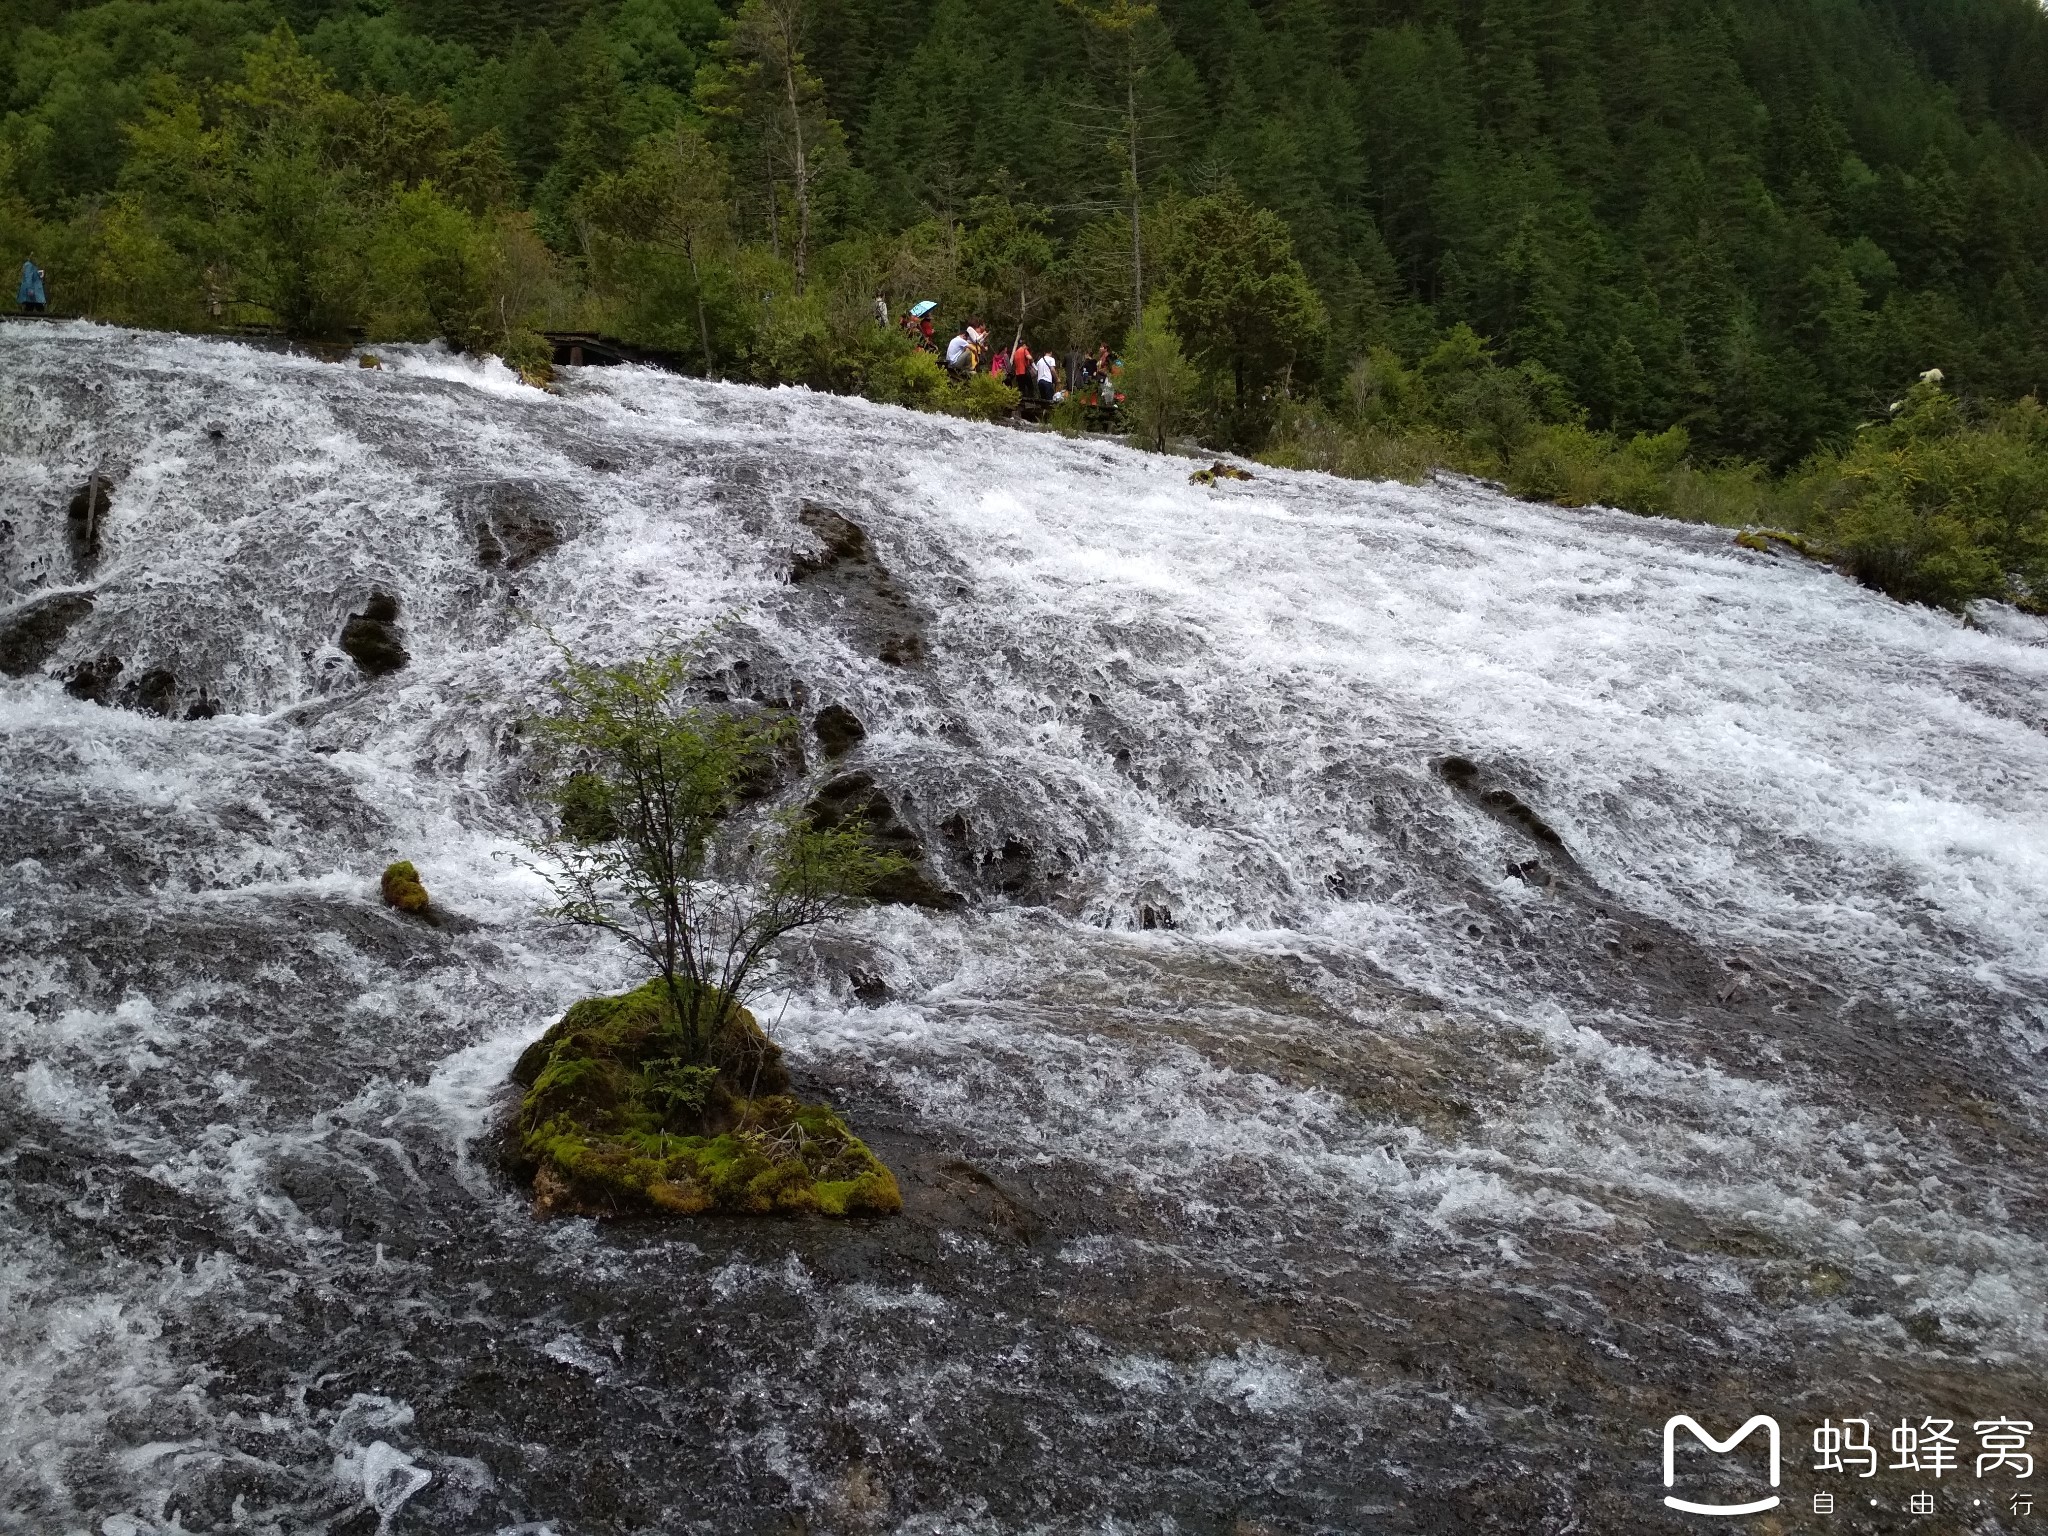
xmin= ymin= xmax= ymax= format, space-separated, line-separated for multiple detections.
xmin=66 ymin=475 xmax=112 ymax=572
xmin=787 ymin=502 xmax=928 ymax=668
xmin=1437 ymin=754 xmax=1480 ymax=784
xmin=1437 ymin=754 xmax=1569 ymax=854
xmin=982 ymin=837 xmax=1036 ymax=896
xmin=0 ymin=589 xmax=94 ymax=676
xmin=877 ymin=629 xmax=925 ymax=666
xmin=1139 ymin=903 xmax=1176 ymax=930
xmin=184 ymin=691 xmax=221 ymax=721
xmin=790 ymin=504 xmax=873 ymax=577
xmin=1480 ymin=787 xmax=1565 ymax=848
xmin=927 ymin=1157 xmax=1043 ymax=1245
xmin=465 ymin=481 xmax=566 ymax=571
xmin=806 ymin=772 xmax=962 ymax=910
xmin=130 ymin=667 xmax=180 ymax=717
xmin=699 ymin=653 xmax=807 ymax=710
xmin=65 ymin=652 xmax=123 ymax=703
xmin=814 ymin=703 xmax=867 ymax=758
xmin=850 ymin=968 xmax=890 ymax=1007
xmin=733 ymin=718 xmax=806 ymax=804
xmin=340 ymin=592 xmax=409 ymax=676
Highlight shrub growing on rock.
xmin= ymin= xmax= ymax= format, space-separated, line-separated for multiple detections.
xmin=531 ymin=646 xmax=908 ymax=1059
xmin=516 ymin=646 xmax=910 ymax=1217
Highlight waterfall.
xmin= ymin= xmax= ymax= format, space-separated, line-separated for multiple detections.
xmin=4 ymin=322 xmax=2045 ymax=1533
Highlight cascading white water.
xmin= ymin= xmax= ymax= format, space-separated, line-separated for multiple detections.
xmin=3 ymin=322 xmax=2045 ymax=1534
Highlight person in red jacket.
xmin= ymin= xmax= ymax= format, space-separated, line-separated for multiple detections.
xmin=1007 ymin=338 xmax=1033 ymax=394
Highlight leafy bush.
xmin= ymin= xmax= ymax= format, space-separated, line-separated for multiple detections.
xmin=948 ymin=370 xmax=1019 ymax=422
xmin=1803 ymin=380 xmax=2048 ymax=610
xmin=499 ymin=327 xmax=554 ymax=387
xmin=529 ymin=645 xmax=907 ymax=1061
xmin=1121 ymin=301 xmax=1199 ymax=453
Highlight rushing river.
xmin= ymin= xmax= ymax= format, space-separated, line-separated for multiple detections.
xmin=3 ymin=323 xmax=2045 ymax=1534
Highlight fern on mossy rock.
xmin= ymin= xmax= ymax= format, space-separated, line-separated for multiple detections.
xmin=507 ymin=980 xmax=902 ymax=1219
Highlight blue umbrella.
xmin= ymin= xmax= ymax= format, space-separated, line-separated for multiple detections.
xmin=909 ymin=300 xmax=937 ymax=318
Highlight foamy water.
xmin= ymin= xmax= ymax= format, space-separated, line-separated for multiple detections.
xmin=3 ymin=323 xmax=2044 ymax=1533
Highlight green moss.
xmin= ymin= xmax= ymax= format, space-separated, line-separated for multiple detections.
xmin=509 ymin=979 xmax=901 ymax=1220
xmin=381 ymin=859 xmax=429 ymax=913
xmin=1734 ymin=527 xmax=1819 ymax=557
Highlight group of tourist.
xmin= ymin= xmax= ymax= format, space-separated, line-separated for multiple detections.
xmin=876 ymin=295 xmax=1122 ymax=411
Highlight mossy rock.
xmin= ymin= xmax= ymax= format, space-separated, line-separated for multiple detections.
xmin=1734 ymin=527 xmax=1818 ymax=558
xmin=508 ymin=980 xmax=901 ymax=1221
xmin=381 ymin=860 xmax=430 ymax=913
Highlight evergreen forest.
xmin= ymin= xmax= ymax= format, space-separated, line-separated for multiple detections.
xmin=6 ymin=0 xmax=2048 ymax=608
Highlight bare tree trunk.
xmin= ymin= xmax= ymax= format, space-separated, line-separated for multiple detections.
xmin=685 ymin=235 xmax=716 ymax=378
xmin=1127 ymin=71 xmax=1143 ymax=326
xmin=781 ymin=47 xmax=811 ymax=294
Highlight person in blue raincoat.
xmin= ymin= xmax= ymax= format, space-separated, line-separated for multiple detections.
xmin=17 ymin=258 xmax=46 ymax=312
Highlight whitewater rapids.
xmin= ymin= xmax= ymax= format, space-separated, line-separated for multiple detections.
xmin=2 ymin=323 xmax=2045 ymax=1534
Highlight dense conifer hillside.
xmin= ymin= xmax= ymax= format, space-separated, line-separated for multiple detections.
xmin=5 ymin=0 xmax=2048 ymax=604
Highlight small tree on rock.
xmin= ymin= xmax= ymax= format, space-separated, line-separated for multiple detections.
xmin=529 ymin=646 xmax=905 ymax=1062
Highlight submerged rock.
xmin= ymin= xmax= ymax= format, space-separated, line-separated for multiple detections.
xmin=340 ymin=593 xmax=409 ymax=676
xmin=465 ymin=481 xmax=565 ymax=572
xmin=66 ymin=476 xmax=112 ymax=572
xmin=131 ymin=667 xmax=179 ymax=717
xmin=65 ymin=652 xmax=123 ymax=703
xmin=1436 ymin=754 xmax=1569 ymax=853
xmin=0 ymin=589 xmax=95 ymax=677
xmin=806 ymin=772 xmax=962 ymax=910
xmin=813 ymin=703 xmax=867 ymax=759
xmin=1479 ymin=787 xmax=1565 ymax=849
xmin=506 ymin=979 xmax=900 ymax=1219
xmin=787 ymin=502 xmax=927 ymax=667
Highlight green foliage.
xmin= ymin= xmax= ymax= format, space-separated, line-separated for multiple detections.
xmin=529 ymin=642 xmax=908 ymax=1063
xmin=947 ymin=368 xmax=1018 ymax=422
xmin=368 ymin=183 xmax=491 ymax=347
xmin=7 ymin=0 xmax=2048 ymax=608
xmin=1160 ymin=187 xmax=1325 ymax=443
xmin=1802 ymin=380 xmax=2048 ymax=610
xmin=1120 ymin=299 xmax=1195 ymax=453
xmin=581 ymin=119 xmax=729 ymax=373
